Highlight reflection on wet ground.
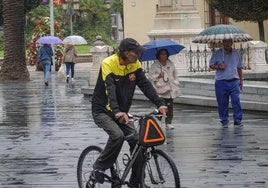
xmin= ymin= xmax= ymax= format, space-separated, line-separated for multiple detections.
xmin=0 ymin=65 xmax=267 ymax=188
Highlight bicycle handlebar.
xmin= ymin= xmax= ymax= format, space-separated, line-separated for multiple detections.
xmin=128 ymin=109 xmax=163 ymax=122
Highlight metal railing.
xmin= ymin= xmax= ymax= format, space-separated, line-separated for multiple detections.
xmin=185 ymin=44 xmax=250 ymax=72
xmin=142 ymin=45 xmax=250 ymax=73
xmin=185 ymin=45 xmax=212 ymax=72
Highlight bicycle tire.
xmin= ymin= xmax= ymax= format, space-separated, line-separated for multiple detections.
xmin=141 ymin=149 xmax=180 ymax=188
xmin=77 ymin=145 xmax=116 ymax=188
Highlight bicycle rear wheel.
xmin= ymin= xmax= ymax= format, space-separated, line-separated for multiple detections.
xmin=141 ymin=149 xmax=180 ymax=188
xmin=77 ymin=145 xmax=114 ymax=188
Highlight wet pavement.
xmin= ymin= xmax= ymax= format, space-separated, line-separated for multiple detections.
xmin=0 ymin=63 xmax=268 ymax=188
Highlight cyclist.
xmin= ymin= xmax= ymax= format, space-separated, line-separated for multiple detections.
xmin=91 ymin=38 xmax=168 ymax=187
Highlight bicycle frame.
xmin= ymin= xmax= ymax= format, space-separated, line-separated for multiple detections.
xmin=78 ymin=110 xmax=180 ymax=188
xmin=106 ymin=143 xmax=162 ymax=187
xmin=105 ymin=112 xmax=164 ymax=186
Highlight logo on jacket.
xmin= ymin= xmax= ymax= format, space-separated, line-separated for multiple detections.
xmin=129 ymin=73 xmax=136 ymax=81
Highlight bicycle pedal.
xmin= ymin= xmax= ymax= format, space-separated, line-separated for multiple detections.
xmin=86 ymin=180 xmax=94 ymax=188
xmin=86 ymin=182 xmax=92 ymax=188
xmin=86 ymin=172 xmax=97 ymax=188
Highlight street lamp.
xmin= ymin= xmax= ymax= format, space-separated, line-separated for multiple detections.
xmin=62 ymin=0 xmax=80 ymax=35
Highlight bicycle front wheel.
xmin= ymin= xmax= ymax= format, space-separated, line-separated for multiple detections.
xmin=141 ymin=149 xmax=180 ymax=188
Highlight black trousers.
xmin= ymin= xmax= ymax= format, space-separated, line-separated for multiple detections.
xmin=162 ymin=98 xmax=174 ymax=124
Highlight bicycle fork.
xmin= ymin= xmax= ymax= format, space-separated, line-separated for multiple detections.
xmin=121 ymin=144 xmax=142 ymax=184
xmin=145 ymin=152 xmax=165 ymax=185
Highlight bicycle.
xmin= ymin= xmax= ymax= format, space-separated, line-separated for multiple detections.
xmin=77 ymin=110 xmax=180 ymax=188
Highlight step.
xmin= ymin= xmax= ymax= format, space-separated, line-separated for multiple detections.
xmin=81 ymin=85 xmax=268 ymax=112
xmin=180 ymin=78 xmax=268 ymax=103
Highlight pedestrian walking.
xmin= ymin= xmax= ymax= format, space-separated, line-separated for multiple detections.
xmin=209 ymin=39 xmax=244 ymax=128
xmin=37 ymin=43 xmax=53 ymax=86
xmin=63 ymin=44 xmax=77 ymax=83
xmin=148 ymin=49 xmax=181 ymax=129
xmin=91 ymin=38 xmax=168 ymax=187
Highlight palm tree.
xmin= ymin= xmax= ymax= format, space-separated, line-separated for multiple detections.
xmin=0 ymin=0 xmax=29 ymax=81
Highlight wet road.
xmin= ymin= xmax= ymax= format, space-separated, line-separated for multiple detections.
xmin=0 ymin=64 xmax=268 ymax=188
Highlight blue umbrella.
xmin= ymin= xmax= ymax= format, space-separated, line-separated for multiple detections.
xmin=140 ymin=39 xmax=185 ymax=61
xmin=36 ymin=36 xmax=62 ymax=44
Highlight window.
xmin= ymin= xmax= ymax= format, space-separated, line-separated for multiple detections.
xmin=204 ymin=2 xmax=229 ymax=28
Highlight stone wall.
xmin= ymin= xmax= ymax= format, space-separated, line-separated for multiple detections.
xmin=76 ymin=54 xmax=93 ymax=63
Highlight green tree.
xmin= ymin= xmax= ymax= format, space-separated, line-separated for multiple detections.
xmin=25 ymin=3 xmax=64 ymax=41
xmin=76 ymin=0 xmax=113 ymax=44
xmin=27 ymin=0 xmax=122 ymax=46
xmin=25 ymin=3 xmax=64 ymax=70
xmin=27 ymin=17 xmax=64 ymax=71
xmin=111 ymin=0 xmax=123 ymax=28
xmin=207 ymin=0 xmax=268 ymax=42
xmin=0 ymin=0 xmax=40 ymax=26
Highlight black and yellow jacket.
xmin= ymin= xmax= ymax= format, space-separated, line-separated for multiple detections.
xmin=92 ymin=54 xmax=164 ymax=116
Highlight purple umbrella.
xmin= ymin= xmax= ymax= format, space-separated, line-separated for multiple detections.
xmin=36 ymin=36 xmax=62 ymax=44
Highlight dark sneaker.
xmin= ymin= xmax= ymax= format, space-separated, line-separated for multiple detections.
xmin=92 ymin=170 xmax=105 ymax=184
xmin=234 ymin=123 xmax=243 ymax=127
xmin=44 ymin=82 xmax=48 ymax=86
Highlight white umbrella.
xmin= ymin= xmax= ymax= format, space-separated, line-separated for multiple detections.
xmin=63 ymin=35 xmax=87 ymax=45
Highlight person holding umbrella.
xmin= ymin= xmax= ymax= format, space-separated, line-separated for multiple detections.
xmin=209 ymin=39 xmax=244 ymax=128
xmin=148 ymin=49 xmax=181 ymax=129
xmin=37 ymin=43 xmax=53 ymax=86
xmin=63 ymin=44 xmax=77 ymax=83
xmin=140 ymin=39 xmax=184 ymax=130
xmin=192 ymin=24 xmax=252 ymax=128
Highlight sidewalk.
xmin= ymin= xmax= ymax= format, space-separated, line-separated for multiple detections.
xmin=0 ymin=63 xmax=267 ymax=188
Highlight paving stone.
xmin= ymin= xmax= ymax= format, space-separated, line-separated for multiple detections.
xmin=0 ymin=63 xmax=267 ymax=188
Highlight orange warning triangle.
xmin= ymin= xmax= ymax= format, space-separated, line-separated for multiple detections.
xmin=143 ymin=118 xmax=165 ymax=144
